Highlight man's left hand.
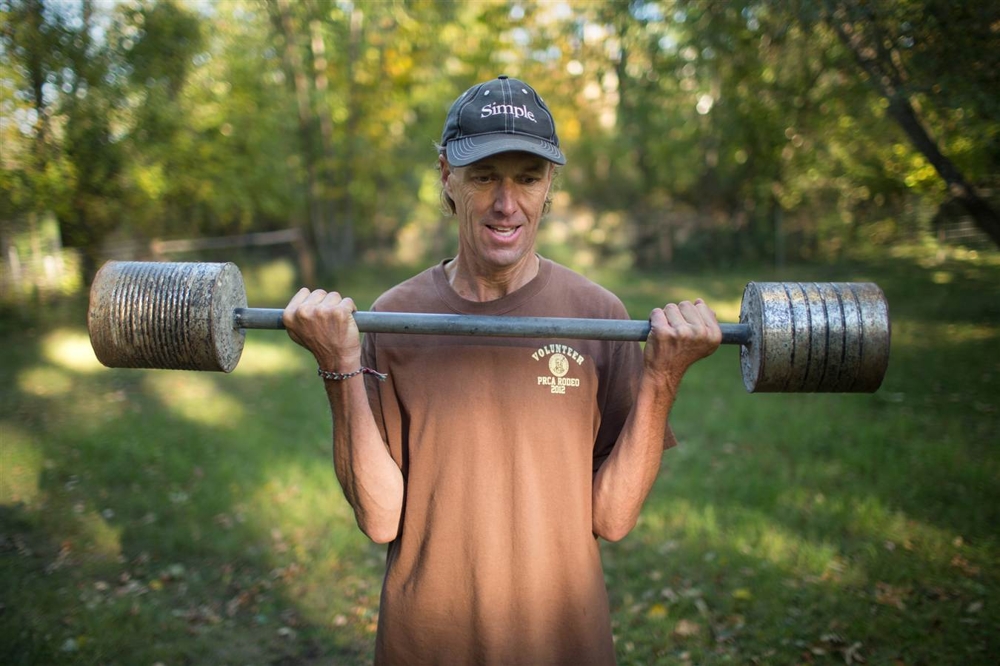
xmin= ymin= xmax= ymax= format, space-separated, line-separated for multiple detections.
xmin=643 ymin=299 xmax=722 ymax=388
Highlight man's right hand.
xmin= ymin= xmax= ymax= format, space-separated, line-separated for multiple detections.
xmin=282 ymin=288 xmax=362 ymax=370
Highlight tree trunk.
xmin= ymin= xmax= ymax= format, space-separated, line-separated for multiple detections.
xmin=308 ymin=15 xmax=350 ymax=266
xmin=885 ymin=96 xmax=1000 ymax=246
xmin=268 ymin=0 xmax=336 ymax=270
xmin=341 ymin=7 xmax=364 ymax=266
xmin=826 ymin=2 xmax=1000 ymax=247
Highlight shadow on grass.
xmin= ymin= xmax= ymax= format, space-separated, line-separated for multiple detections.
xmin=1 ymin=282 xmax=387 ymax=664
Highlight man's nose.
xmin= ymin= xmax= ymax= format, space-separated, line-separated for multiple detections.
xmin=493 ymin=180 xmax=518 ymax=216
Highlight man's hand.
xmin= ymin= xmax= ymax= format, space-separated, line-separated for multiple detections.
xmin=643 ymin=299 xmax=722 ymax=388
xmin=282 ymin=288 xmax=362 ymax=370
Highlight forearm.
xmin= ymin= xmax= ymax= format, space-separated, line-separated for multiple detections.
xmin=281 ymin=289 xmax=404 ymax=543
xmin=592 ymin=370 xmax=679 ymax=541
xmin=325 ymin=377 xmax=404 ymax=544
xmin=592 ymin=298 xmax=722 ymax=540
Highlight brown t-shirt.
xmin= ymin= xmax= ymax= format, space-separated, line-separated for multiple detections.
xmin=360 ymin=258 xmax=657 ymax=665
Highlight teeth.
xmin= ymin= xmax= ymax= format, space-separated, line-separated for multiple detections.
xmin=489 ymin=226 xmax=516 ymax=235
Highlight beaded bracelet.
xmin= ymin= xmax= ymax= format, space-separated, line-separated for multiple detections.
xmin=317 ymin=366 xmax=388 ymax=382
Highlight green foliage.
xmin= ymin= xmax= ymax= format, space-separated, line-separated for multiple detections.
xmin=0 ymin=0 xmax=996 ymax=276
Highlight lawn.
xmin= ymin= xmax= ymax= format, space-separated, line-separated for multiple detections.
xmin=2 ymin=245 xmax=998 ymax=665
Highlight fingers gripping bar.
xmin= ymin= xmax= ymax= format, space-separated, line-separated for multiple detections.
xmin=88 ymin=261 xmax=890 ymax=393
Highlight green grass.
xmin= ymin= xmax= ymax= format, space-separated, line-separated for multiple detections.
xmin=2 ymin=246 xmax=998 ymax=665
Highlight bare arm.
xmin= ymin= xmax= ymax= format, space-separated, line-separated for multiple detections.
xmin=592 ymin=299 xmax=721 ymax=542
xmin=283 ymin=288 xmax=403 ymax=544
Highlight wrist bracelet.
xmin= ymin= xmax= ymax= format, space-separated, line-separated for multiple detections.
xmin=317 ymin=366 xmax=387 ymax=382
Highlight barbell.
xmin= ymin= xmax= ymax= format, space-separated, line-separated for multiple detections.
xmin=87 ymin=261 xmax=891 ymax=393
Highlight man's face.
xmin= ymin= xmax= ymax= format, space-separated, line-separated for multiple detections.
xmin=441 ymin=151 xmax=554 ymax=276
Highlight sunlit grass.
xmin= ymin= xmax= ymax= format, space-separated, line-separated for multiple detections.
xmin=144 ymin=372 xmax=245 ymax=428
xmin=248 ymin=460 xmax=353 ymax=531
xmin=233 ymin=336 xmax=310 ymax=376
xmin=41 ymin=328 xmax=104 ymax=373
xmin=0 ymin=423 xmax=43 ymax=505
xmin=17 ymin=365 xmax=74 ymax=397
xmin=891 ymin=318 xmax=999 ymax=348
xmin=641 ymin=499 xmax=845 ymax=577
xmin=70 ymin=506 xmax=124 ymax=559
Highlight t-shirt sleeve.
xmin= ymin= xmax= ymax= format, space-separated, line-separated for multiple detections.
xmin=591 ymin=337 xmax=678 ymax=474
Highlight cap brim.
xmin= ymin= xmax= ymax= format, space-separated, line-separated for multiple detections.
xmin=445 ymin=134 xmax=566 ymax=167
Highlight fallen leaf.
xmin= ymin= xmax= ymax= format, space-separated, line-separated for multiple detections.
xmin=844 ymin=641 xmax=866 ymax=664
xmin=673 ymin=619 xmax=701 ymax=638
xmin=951 ymin=554 xmax=981 ymax=577
xmin=647 ymin=603 xmax=668 ymax=619
xmin=162 ymin=563 xmax=186 ymax=581
xmin=874 ymin=582 xmax=909 ymax=610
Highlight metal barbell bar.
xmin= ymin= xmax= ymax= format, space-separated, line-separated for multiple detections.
xmin=87 ymin=261 xmax=890 ymax=393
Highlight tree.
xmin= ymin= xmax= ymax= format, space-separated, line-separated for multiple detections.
xmin=0 ymin=0 xmax=124 ymax=277
xmin=822 ymin=0 xmax=1000 ymax=246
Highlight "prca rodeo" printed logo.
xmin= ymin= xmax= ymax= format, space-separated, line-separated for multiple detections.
xmin=532 ymin=343 xmax=584 ymax=394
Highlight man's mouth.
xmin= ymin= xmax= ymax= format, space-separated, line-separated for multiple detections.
xmin=487 ymin=225 xmax=519 ymax=237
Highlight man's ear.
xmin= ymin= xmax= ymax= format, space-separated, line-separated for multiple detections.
xmin=439 ymin=155 xmax=452 ymax=195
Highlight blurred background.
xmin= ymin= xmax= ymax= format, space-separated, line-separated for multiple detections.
xmin=3 ymin=0 xmax=997 ymax=288
xmin=1 ymin=1 xmax=998 ymax=664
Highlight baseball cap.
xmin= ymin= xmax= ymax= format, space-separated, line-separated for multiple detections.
xmin=441 ymin=75 xmax=566 ymax=167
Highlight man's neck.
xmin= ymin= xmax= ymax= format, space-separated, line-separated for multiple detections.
xmin=444 ymin=254 xmax=540 ymax=302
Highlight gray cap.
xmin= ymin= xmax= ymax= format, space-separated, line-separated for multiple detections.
xmin=441 ymin=75 xmax=566 ymax=167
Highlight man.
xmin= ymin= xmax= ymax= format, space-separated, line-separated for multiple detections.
xmin=283 ymin=76 xmax=722 ymax=665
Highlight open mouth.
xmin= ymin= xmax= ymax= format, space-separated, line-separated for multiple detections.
xmin=487 ymin=225 xmax=519 ymax=238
